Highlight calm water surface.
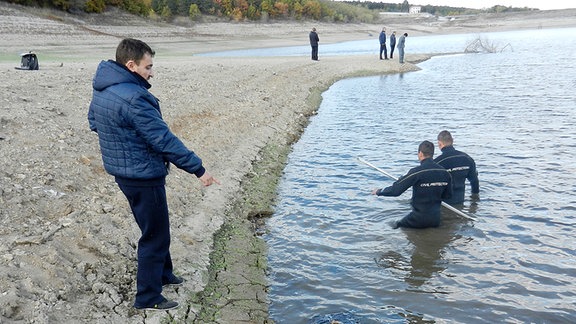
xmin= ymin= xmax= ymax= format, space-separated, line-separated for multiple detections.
xmin=265 ymin=28 xmax=576 ymax=323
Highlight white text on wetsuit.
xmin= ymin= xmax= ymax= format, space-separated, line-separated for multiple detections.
xmin=420 ymin=182 xmax=449 ymax=187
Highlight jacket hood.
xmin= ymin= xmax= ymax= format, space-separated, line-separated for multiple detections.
xmin=92 ymin=60 xmax=151 ymax=92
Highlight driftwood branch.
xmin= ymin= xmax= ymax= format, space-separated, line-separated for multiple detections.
xmin=465 ymin=36 xmax=512 ymax=53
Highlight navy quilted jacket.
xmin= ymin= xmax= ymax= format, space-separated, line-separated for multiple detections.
xmin=88 ymin=60 xmax=205 ymax=180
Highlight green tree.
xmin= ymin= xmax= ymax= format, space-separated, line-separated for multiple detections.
xmin=160 ymin=4 xmax=172 ymax=18
xmin=234 ymin=0 xmax=249 ymax=14
xmin=260 ymin=0 xmax=275 ymax=17
xmin=273 ymin=1 xmax=288 ymax=17
xmin=293 ymin=0 xmax=303 ymax=19
xmin=85 ymin=0 xmax=106 ymax=12
xmin=121 ymin=0 xmax=151 ymax=15
xmin=246 ymin=4 xmax=259 ymax=19
xmin=302 ymin=0 xmax=321 ymax=19
xmin=51 ymin=0 xmax=71 ymax=10
xmin=190 ymin=0 xmax=213 ymax=13
xmin=401 ymin=0 xmax=409 ymax=12
xmin=189 ymin=3 xmax=200 ymax=18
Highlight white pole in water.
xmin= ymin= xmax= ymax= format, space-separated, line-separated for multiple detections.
xmin=357 ymin=157 xmax=476 ymax=221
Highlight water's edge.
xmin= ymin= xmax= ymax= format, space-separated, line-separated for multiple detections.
xmin=188 ymin=78 xmax=327 ymax=323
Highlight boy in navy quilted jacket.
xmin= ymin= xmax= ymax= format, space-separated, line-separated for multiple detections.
xmin=88 ymin=38 xmax=219 ymax=311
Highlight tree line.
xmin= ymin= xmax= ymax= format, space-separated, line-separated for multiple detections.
xmin=1 ymin=0 xmax=537 ymax=23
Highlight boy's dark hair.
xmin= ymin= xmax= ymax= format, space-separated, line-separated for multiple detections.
xmin=116 ymin=38 xmax=155 ymax=65
xmin=418 ymin=140 xmax=434 ymax=158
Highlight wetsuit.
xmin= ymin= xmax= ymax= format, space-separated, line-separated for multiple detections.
xmin=375 ymin=158 xmax=452 ymax=228
xmin=434 ymin=145 xmax=479 ymax=205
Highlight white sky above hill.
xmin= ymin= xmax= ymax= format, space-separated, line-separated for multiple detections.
xmin=339 ymin=1 xmax=576 ymax=11
xmin=410 ymin=1 xmax=573 ymax=10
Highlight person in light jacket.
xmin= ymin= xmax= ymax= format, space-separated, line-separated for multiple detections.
xmin=398 ymin=32 xmax=408 ymax=63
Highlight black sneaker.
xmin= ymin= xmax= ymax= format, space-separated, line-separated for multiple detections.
xmin=135 ymin=299 xmax=179 ymax=311
xmin=163 ymin=275 xmax=184 ymax=287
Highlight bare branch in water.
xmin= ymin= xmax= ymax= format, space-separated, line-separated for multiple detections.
xmin=465 ymin=36 xmax=512 ymax=53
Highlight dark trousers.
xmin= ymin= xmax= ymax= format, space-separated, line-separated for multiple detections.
xmin=397 ymin=210 xmax=441 ymax=229
xmin=311 ymin=45 xmax=318 ymax=60
xmin=379 ymin=43 xmax=388 ymax=59
xmin=118 ymin=183 xmax=174 ymax=307
xmin=390 ymin=45 xmax=396 ymax=58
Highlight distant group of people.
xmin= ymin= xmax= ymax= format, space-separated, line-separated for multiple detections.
xmin=309 ymin=26 xmax=408 ymax=63
xmin=372 ymin=130 xmax=479 ymax=229
xmin=380 ymin=27 xmax=408 ymax=63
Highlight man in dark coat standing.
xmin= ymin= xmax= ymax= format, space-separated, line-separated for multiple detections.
xmin=379 ymin=27 xmax=388 ymax=60
xmin=309 ymin=27 xmax=319 ymax=61
xmin=372 ymin=141 xmax=452 ymax=229
xmin=389 ymin=31 xmax=397 ymax=59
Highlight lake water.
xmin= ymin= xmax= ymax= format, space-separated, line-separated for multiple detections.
xmin=263 ymin=28 xmax=576 ymax=323
xmin=196 ymin=28 xmax=556 ymax=58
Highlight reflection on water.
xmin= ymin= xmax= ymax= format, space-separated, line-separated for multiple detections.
xmin=265 ymin=28 xmax=576 ymax=323
xmin=383 ymin=226 xmax=459 ymax=289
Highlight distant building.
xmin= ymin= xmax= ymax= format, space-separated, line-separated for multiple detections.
xmin=409 ymin=6 xmax=421 ymax=14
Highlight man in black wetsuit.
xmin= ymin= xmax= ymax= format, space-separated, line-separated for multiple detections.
xmin=372 ymin=141 xmax=452 ymax=229
xmin=434 ymin=130 xmax=479 ymax=205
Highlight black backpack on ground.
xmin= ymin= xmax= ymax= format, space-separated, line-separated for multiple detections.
xmin=16 ymin=52 xmax=39 ymax=70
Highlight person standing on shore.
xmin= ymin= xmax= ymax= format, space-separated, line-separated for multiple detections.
xmin=389 ymin=31 xmax=397 ymax=59
xmin=309 ymin=27 xmax=319 ymax=61
xmin=398 ymin=32 xmax=408 ymax=64
xmin=379 ymin=27 xmax=388 ymax=60
xmin=371 ymin=141 xmax=452 ymax=229
xmin=88 ymin=38 xmax=220 ymax=311
xmin=434 ymin=130 xmax=479 ymax=205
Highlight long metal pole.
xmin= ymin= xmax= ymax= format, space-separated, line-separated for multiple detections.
xmin=358 ymin=157 xmax=476 ymax=221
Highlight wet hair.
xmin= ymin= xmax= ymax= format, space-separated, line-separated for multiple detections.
xmin=418 ymin=140 xmax=434 ymax=158
xmin=437 ymin=130 xmax=454 ymax=145
xmin=115 ymin=38 xmax=155 ymax=65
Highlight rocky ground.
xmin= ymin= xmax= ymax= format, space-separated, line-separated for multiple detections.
xmin=1 ymin=2 xmax=575 ymax=323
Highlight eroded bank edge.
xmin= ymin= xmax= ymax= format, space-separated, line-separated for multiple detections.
xmin=184 ymin=87 xmax=324 ymax=323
